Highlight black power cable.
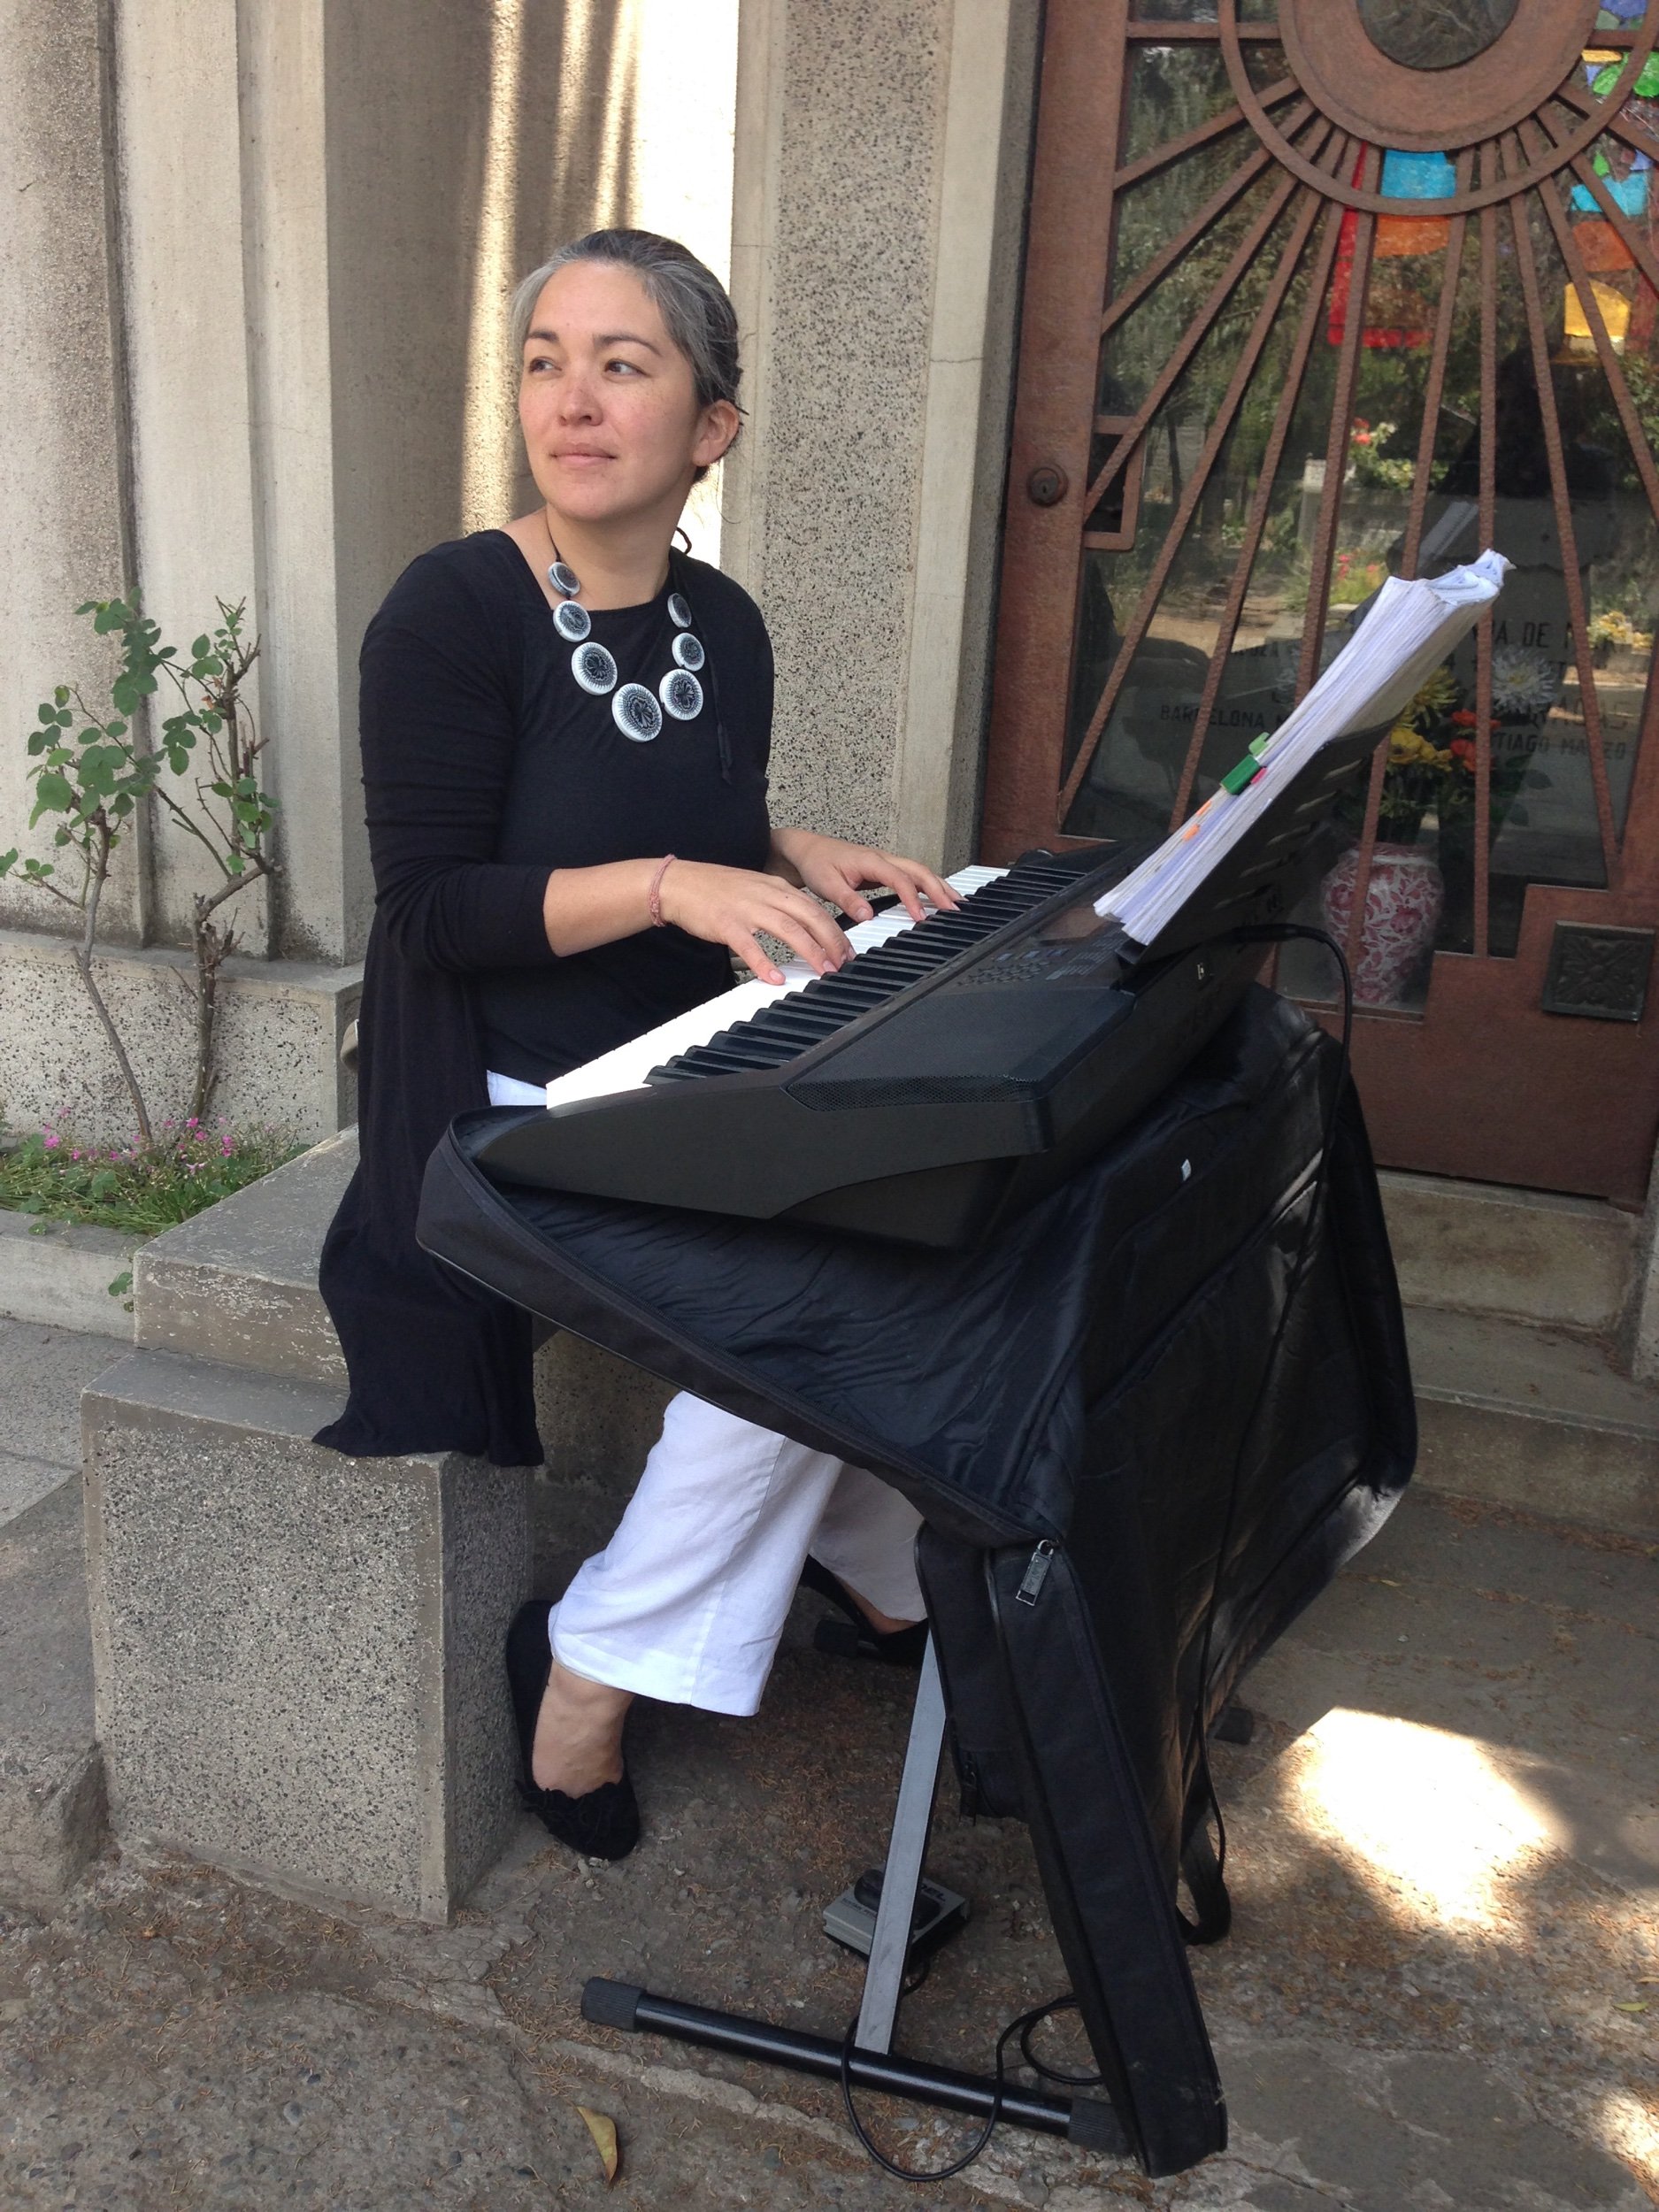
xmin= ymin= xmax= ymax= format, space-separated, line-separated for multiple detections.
xmin=1182 ymin=923 xmax=1356 ymax=1922
xmin=1017 ymin=1995 xmax=1102 ymax=2088
xmin=838 ymin=1993 xmax=1093 ymax=2185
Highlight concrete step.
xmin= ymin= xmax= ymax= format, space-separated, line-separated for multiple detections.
xmin=0 ymin=1479 xmax=104 ymax=1913
xmin=1379 ymin=1169 xmax=1639 ymax=1337
xmin=1407 ymin=1308 xmax=1659 ymax=1540
xmin=130 ymin=1127 xmax=672 ymax=1493
xmin=0 ymin=1318 xmax=132 ymax=1531
xmin=134 ymin=1130 xmax=355 ymax=1384
xmin=0 ymin=1210 xmax=140 ymax=1340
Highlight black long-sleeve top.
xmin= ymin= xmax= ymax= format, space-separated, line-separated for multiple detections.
xmin=315 ymin=530 xmax=774 ymax=1463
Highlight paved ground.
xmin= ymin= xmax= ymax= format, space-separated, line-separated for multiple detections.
xmin=0 ymin=1317 xmax=1655 ymax=2209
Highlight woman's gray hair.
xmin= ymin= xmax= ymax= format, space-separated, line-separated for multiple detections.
xmin=510 ymin=230 xmax=741 ymax=475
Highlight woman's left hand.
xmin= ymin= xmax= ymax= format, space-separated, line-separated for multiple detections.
xmin=769 ymin=827 xmax=959 ymax=925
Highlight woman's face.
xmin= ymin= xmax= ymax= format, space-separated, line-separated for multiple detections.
xmin=518 ymin=260 xmax=736 ymax=534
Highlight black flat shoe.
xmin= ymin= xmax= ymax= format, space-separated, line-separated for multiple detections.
xmin=504 ymin=1600 xmax=641 ymax=1862
xmin=799 ymin=1557 xmax=929 ymax=1669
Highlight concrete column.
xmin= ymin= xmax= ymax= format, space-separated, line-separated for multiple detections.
xmin=891 ymin=0 xmax=1041 ymax=869
xmin=724 ymin=0 xmax=1039 ymax=867
xmin=241 ymin=0 xmax=363 ymax=967
xmin=0 ymin=0 xmax=134 ymax=940
xmin=724 ymin=0 xmax=953 ymax=850
xmin=115 ymin=0 xmax=268 ymax=956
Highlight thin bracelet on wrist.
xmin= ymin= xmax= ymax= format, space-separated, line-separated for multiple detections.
xmin=648 ymin=853 xmax=677 ymax=928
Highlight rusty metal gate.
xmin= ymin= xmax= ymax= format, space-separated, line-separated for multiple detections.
xmin=984 ymin=0 xmax=1659 ymax=1202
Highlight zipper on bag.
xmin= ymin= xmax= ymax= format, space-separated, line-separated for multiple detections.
xmin=1015 ymin=1540 xmax=1057 ymax=1607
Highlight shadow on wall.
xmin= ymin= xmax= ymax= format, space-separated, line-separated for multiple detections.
xmin=476 ymin=0 xmax=643 ymax=530
xmin=325 ymin=0 xmax=640 ymax=667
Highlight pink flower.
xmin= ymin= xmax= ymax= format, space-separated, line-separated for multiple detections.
xmin=42 ymin=1132 xmax=60 ymax=1150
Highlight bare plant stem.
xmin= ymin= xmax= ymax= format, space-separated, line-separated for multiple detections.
xmin=73 ymin=821 xmax=154 ymax=1148
xmin=189 ymin=910 xmax=222 ymax=1124
xmin=187 ymin=857 xmax=273 ymax=1123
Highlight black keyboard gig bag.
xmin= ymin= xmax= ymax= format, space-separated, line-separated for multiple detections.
xmin=417 ymin=984 xmax=1417 ymax=2177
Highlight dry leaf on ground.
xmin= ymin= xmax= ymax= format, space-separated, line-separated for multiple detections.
xmin=575 ymin=2104 xmax=620 ymax=2185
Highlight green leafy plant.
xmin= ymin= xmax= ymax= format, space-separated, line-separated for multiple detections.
xmin=0 ymin=1117 xmax=301 ymax=1239
xmin=0 ymin=596 xmax=276 ymax=1145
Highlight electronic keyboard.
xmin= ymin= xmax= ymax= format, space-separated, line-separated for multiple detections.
xmin=470 ymin=847 xmax=1261 ymax=1249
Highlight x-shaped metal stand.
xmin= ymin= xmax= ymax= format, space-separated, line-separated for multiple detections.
xmin=582 ymin=1637 xmax=1123 ymax=2151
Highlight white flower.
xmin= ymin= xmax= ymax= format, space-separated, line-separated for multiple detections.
xmin=1490 ymin=645 xmax=1560 ymax=716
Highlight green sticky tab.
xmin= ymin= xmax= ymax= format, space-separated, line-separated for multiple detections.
xmin=1221 ymin=756 xmax=1261 ymax=795
xmin=1248 ymin=733 xmax=1271 ymax=758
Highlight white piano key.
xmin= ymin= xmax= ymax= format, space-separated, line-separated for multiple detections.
xmin=542 ymin=864 xmax=1009 ymax=1111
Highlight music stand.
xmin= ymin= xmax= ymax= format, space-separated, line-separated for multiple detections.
xmin=1116 ymin=720 xmax=1388 ymax=969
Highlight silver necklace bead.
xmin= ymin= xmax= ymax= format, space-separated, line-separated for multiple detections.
xmin=612 ymin=682 xmax=664 ymax=741
xmin=571 ymin=640 xmax=618 ymax=695
xmin=659 ymin=668 xmax=703 ymax=721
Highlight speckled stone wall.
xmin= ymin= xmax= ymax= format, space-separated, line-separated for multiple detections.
xmin=739 ymin=0 xmax=956 ymax=851
xmin=0 ymin=930 xmax=359 ymax=1148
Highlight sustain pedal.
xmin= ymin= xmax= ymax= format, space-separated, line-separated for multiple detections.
xmin=823 ymin=1866 xmax=971 ymax=1966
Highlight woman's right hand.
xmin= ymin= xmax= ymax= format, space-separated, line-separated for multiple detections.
xmin=657 ymin=860 xmax=853 ymax=984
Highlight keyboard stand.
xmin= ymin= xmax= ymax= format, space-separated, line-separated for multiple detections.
xmin=580 ymin=1636 xmax=1125 ymax=2154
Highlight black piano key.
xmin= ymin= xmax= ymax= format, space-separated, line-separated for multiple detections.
xmin=962 ymin=900 xmax=1039 ymax=924
xmin=702 ymin=1039 xmax=803 ymax=1070
xmin=975 ymin=882 xmax=1048 ymax=904
xmin=965 ymin=889 xmax=1048 ymax=915
xmin=744 ymin=1005 xmax=845 ymax=1044
xmin=856 ymin=944 xmax=939 ymax=973
xmin=914 ymin=920 xmax=989 ymax=948
xmin=672 ymin=1043 xmax=780 ymax=1077
xmin=872 ymin=962 xmax=943 ymax=985
xmin=800 ymin=971 xmax=892 ymax=1001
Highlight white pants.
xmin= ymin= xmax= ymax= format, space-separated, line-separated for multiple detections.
xmin=488 ymin=1071 xmax=926 ymax=1715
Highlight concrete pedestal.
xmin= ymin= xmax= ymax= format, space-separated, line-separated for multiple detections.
xmin=83 ymin=1352 xmax=528 ymax=1922
xmin=72 ymin=1126 xmax=671 ymax=1922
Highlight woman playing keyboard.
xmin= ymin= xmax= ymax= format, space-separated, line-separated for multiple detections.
xmin=316 ymin=230 xmax=956 ymax=1861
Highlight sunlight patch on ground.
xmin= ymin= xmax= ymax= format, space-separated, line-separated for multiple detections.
xmin=1279 ymin=1708 xmax=1552 ymax=1929
xmin=1596 ymin=2089 xmax=1659 ymax=2194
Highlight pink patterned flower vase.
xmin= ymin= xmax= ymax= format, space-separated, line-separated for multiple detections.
xmin=1318 ymin=843 xmax=1445 ymax=1008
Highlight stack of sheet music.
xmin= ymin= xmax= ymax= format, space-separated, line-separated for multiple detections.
xmin=1098 ymin=551 xmax=1509 ymax=949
